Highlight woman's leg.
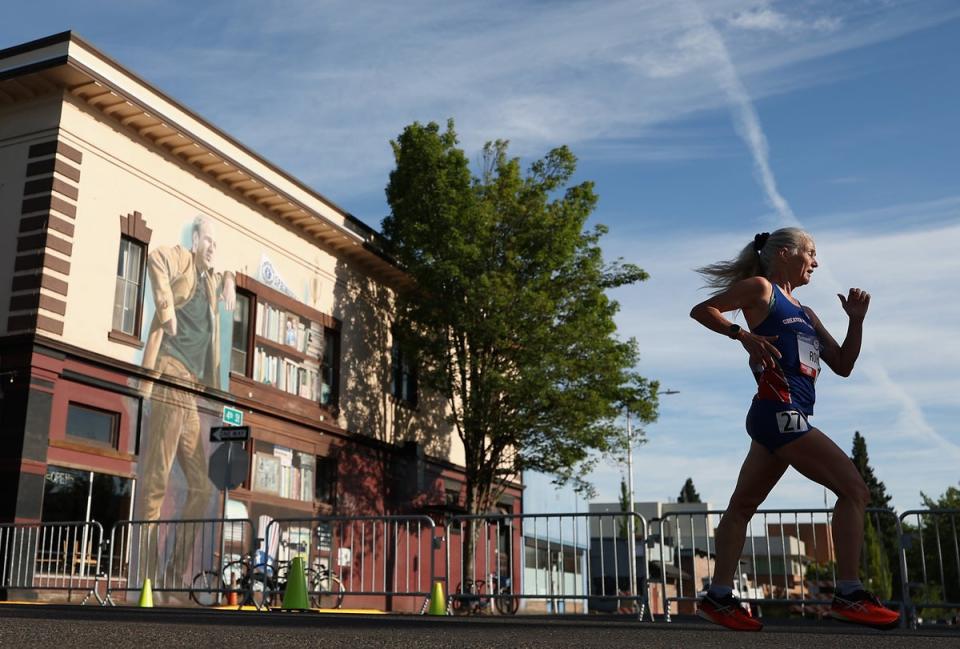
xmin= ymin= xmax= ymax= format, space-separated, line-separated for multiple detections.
xmin=773 ymin=427 xmax=870 ymax=580
xmin=711 ymin=441 xmax=789 ymax=588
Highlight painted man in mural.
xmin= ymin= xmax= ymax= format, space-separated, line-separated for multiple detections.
xmin=139 ymin=214 xmax=235 ymax=527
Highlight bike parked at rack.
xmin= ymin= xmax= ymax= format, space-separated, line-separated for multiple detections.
xmin=189 ymin=552 xmax=343 ymax=609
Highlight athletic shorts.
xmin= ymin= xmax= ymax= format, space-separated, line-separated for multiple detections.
xmin=745 ymin=398 xmax=813 ymax=452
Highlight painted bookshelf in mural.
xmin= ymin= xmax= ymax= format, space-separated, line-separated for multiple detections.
xmin=254 ymin=301 xmax=324 ymax=401
xmin=234 ymin=274 xmax=340 ymax=416
xmin=252 ymin=440 xmax=315 ymax=503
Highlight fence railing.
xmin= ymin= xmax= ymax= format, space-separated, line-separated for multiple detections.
xmin=261 ymin=515 xmax=437 ymax=612
xmin=898 ymin=508 xmax=960 ymax=626
xmin=445 ymin=512 xmax=650 ymax=618
xmin=0 ymin=521 xmax=104 ymax=604
xmin=2 ymin=507 xmax=958 ymax=627
xmin=651 ymin=508 xmax=907 ymax=623
xmin=103 ymin=518 xmax=255 ymax=606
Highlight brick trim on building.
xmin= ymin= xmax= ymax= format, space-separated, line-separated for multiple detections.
xmin=7 ymin=137 xmax=82 ymax=336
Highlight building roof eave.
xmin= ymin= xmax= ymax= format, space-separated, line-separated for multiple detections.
xmin=0 ymin=31 xmax=412 ymax=290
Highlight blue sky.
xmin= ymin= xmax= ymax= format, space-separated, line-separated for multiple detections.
xmin=4 ymin=1 xmax=958 ymax=514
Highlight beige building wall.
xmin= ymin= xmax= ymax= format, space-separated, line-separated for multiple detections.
xmin=50 ymin=92 xmax=462 ymax=465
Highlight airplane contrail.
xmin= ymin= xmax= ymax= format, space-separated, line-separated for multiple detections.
xmin=687 ymin=1 xmax=960 ymax=461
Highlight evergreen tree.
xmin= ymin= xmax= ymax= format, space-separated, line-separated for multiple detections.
xmin=678 ymin=477 xmax=702 ymax=503
xmin=862 ymin=515 xmax=893 ymax=599
xmin=849 ymin=431 xmax=899 ymax=593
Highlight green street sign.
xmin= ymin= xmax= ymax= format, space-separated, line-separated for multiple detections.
xmin=222 ymin=406 xmax=243 ymax=427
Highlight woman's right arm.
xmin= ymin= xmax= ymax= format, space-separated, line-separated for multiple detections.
xmin=689 ymin=276 xmax=782 ymax=371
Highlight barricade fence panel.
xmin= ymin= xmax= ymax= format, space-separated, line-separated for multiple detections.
xmin=446 ymin=512 xmax=650 ymax=618
xmin=652 ymin=508 xmax=905 ymax=622
xmin=7 ymin=507 xmax=958 ymax=625
xmin=261 ymin=515 xmax=436 ymax=612
xmin=0 ymin=521 xmax=103 ymax=604
xmin=899 ymin=508 xmax=960 ymax=626
xmin=104 ymin=518 xmax=255 ymax=606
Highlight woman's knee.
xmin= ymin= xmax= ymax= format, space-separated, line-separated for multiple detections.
xmin=726 ymin=492 xmax=763 ymax=519
xmin=837 ymin=474 xmax=871 ymax=508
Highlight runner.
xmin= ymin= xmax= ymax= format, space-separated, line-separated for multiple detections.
xmin=689 ymin=227 xmax=899 ymax=632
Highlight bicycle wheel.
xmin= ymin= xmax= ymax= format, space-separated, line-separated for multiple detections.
xmin=494 ymin=587 xmax=519 ymax=615
xmin=251 ymin=561 xmax=278 ymax=608
xmin=189 ymin=570 xmax=223 ymax=607
xmin=310 ymin=569 xmax=344 ymax=609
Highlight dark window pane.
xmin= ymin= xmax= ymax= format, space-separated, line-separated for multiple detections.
xmin=314 ymin=456 xmax=337 ymax=504
xmin=231 ymin=293 xmax=250 ymax=374
xmin=66 ymin=403 xmax=118 ymax=447
xmin=90 ymin=473 xmax=132 ymax=564
xmin=41 ymin=466 xmax=90 ymax=522
xmin=320 ymin=329 xmax=339 ymax=406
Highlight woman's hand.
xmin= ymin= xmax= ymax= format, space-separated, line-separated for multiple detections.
xmin=837 ymin=288 xmax=870 ymax=321
xmin=739 ymin=331 xmax=781 ymax=371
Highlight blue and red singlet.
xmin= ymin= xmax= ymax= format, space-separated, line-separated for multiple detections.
xmin=745 ymin=284 xmax=822 ymax=451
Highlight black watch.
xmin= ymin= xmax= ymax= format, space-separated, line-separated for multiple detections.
xmin=728 ymin=324 xmax=742 ymax=340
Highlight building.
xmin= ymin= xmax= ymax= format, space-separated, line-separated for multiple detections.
xmin=0 ymin=32 xmax=522 ymax=605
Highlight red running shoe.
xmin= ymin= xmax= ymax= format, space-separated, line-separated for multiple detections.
xmin=697 ymin=592 xmax=763 ymax=631
xmin=829 ymin=590 xmax=900 ymax=629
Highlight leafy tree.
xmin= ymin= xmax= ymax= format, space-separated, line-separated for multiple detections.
xmin=383 ymin=121 xmax=658 ymax=576
xmin=904 ymin=484 xmax=960 ymax=614
xmin=677 ymin=478 xmax=701 ymax=504
xmin=849 ymin=431 xmax=898 ymax=592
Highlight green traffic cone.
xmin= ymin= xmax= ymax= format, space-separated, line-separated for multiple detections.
xmin=428 ymin=580 xmax=447 ymax=616
xmin=281 ymin=556 xmax=311 ymax=611
xmin=138 ymin=577 xmax=154 ymax=607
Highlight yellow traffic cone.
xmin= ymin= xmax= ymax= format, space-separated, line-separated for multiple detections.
xmin=138 ymin=577 xmax=154 ymax=608
xmin=280 ymin=557 xmax=311 ymax=611
xmin=428 ymin=580 xmax=447 ymax=616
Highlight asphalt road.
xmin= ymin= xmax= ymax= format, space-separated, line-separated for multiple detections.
xmin=0 ymin=605 xmax=957 ymax=648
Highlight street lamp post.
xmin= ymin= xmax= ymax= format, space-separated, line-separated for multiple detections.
xmin=625 ymin=389 xmax=679 ymax=605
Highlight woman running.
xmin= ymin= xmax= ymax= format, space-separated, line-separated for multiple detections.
xmin=689 ymin=228 xmax=899 ymax=631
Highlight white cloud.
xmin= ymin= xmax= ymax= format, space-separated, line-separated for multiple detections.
xmin=726 ymin=6 xmax=842 ymax=34
xmin=96 ymin=0 xmax=960 ymax=209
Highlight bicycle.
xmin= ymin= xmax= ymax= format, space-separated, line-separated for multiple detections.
xmin=190 ymin=553 xmax=344 ymax=609
xmin=451 ymin=575 xmax=517 ymax=615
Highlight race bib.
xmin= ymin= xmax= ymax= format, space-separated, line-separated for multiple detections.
xmin=776 ymin=410 xmax=810 ymax=434
xmin=797 ymin=333 xmax=820 ymax=380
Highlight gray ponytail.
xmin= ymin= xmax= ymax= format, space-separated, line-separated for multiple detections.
xmin=696 ymin=227 xmax=810 ymax=294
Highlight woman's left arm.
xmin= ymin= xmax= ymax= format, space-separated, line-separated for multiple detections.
xmin=805 ymin=287 xmax=870 ymax=377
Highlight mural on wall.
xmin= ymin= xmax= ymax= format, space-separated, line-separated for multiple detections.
xmin=134 ymin=214 xmax=236 ymax=526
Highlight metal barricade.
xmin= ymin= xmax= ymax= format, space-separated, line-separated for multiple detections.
xmin=0 ymin=521 xmax=104 ymax=604
xmin=899 ymin=508 xmax=960 ymax=626
xmin=655 ymin=507 xmax=904 ymax=623
xmin=261 ymin=515 xmax=436 ymax=612
xmin=446 ymin=512 xmax=650 ymax=618
xmin=104 ymin=518 xmax=255 ymax=606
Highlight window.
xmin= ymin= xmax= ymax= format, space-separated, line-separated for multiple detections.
xmin=320 ymin=329 xmax=340 ymax=408
xmin=41 ymin=466 xmax=133 ymax=568
xmin=66 ymin=403 xmax=119 ymax=448
xmin=315 ymin=456 xmax=337 ymax=504
xmin=231 ymin=292 xmax=252 ymax=375
xmin=112 ymin=237 xmax=146 ymax=336
xmin=391 ymin=330 xmax=418 ymax=406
